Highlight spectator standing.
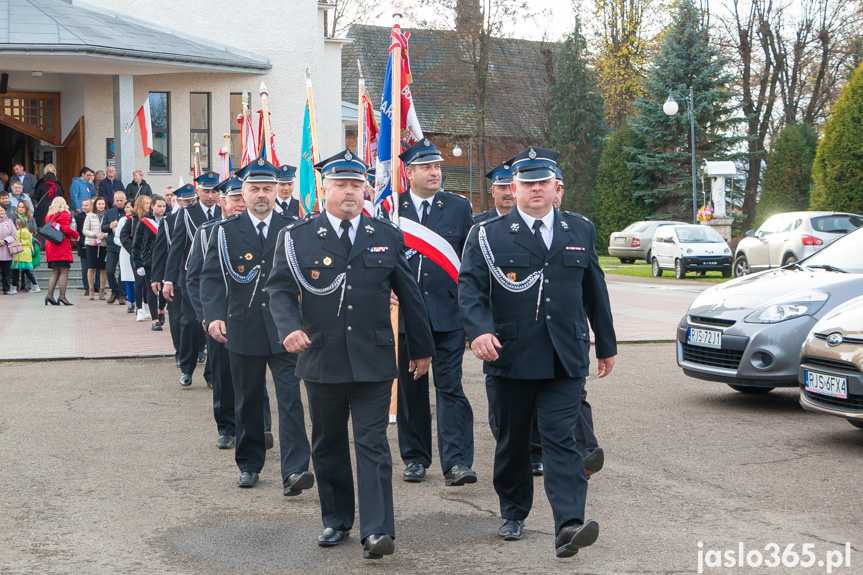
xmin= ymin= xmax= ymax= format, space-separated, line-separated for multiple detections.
xmin=0 ymin=172 xmax=8 ymax=192
xmin=14 ymin=201 xmax=37 ymax=236
xmin=94 ymin=170 xmax=106 ymax=193
xmin=70 ymin=167 xmax=96 ymax=215
xmin=98 ymin=166 xmax=124 ymax=204
xmin=11 ymin=163 xmax=37 ymax=200
xmin=43 ymin=197 xmax=78 ymax=305
xmin=11 ymin=218 xmax=39 ymax=293
xmin=75 ymin=198 xmax=99 ymax=296
xmin=33 ymin=172 xmax=64 ymax=229
xmin=38 ymin=163 xmax=57 ymax=186
xmin=121 ymin=195 xmax=151 ymax=320
xmin=133 ymin=194 xmax=166 ymax=330
xmin=0 ymin=204 xmax=16 ymax=294
xmin=125 ymin=170 xmax=152 ymax=200
xmin=83 ymin=197 xmax=109 ymax=300
xmin=101 ymin=191 xmax=127 ymax=305
xmin=13 ymin=201 xmax=39 ymax=292
xmin=8 ymin=181 xmax=34 ymax=214
xmin=163 ymin=187 xmax=176 ymax=213
xmin=115 ymin=200 xmax=137 ymax=313
xmin=0 ymin=191 xmax=10 ymax=212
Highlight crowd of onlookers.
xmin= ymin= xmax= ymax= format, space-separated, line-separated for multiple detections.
xmin=1 ymin=163 xmax=171 ymax=327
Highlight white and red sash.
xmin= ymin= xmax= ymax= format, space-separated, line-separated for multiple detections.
xmin=141 ymin=217 xmax=159 ymax=235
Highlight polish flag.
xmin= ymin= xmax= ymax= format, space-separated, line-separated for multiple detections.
xmin=135 ymin=98 xmax=153 ymax=156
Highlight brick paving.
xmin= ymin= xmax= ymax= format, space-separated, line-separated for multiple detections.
xmin=0 ymin=271 xmax=707 ymax=360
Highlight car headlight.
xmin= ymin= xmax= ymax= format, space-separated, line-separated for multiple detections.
xmin=686 ymin=248 xmax=693 ymax=254
xmin=724 ymin=247 xmax=730 ymax=254
xmin=744 ymin=290 xmax=829 ymax=324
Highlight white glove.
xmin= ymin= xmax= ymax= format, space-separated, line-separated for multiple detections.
xmin=136 ymin=267 xmax=146 ymax=277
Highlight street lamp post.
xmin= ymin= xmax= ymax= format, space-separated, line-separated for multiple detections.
xmin=452 ymin=139 xmax=473 ymax=207
xmin=664 ymin=86 xmax=698 ymax=224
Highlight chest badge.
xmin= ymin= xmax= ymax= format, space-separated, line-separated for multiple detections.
xmin=368 ymin=246 xmax=388 ymax=253
xmin=238 ymin=265 xmax=245 ymax=273
xmin=566 ymin=246 xmax=586 ymax=251
xmin=510 ymin=222 xmax=520 ymax=233
xmin=506 ymin=272 xmax=517 ymax=281
xmin=311 ymin=270 xmax=320 ymax=279
xmin=323 ymin=256 xmax=332 ymax=266
xmin=244 ymin=253 xmax=253 ymax=260
xmin=317 ymin=226 xmax=327 ymax=238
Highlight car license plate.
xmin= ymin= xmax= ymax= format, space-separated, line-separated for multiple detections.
xmin=687 ymin=327 xmax=722 ymax=349
xmin=614 ymin=237 xmax=626 ymax=244
xmin=704 ymin=261 xmax=717 ymax=265
xmin=804 ymin=370 xmax=848 ymax=399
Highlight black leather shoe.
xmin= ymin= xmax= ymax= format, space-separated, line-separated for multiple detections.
xmin=555 ymin=519 xmax=599 ymax=558
xmin=264 ymin=431 xmax=274 ymax=450
xmin=237 ymin=471 xmax=259 ymax=488
xmin=206 ymin=379 xmax=213 ymax=389
xmin=318 ymin=528 xmax=349 ymax=547
xmin=216 ymin=435 xmax=235 ymax=449
xmin=197 ymin=352 xmax=206 ymax=363
xmin=151 ymin=323 xmax=162 ymax=331
xmin=532 ymin=461 xmax=544 ymax=476
xmin=402 ymin=462 xmax=426 ymax=483
xmin=362 ymin=534 xmax=394 ymax=559
xmin=584 ymin=448 xmax=604 ymax=476
xmin=179 ymin=374 xmax=192 ymax=387
xmin=498 ymin=519 xmax=524 ymax=540
xmin=444 ymin=464 xmax=477 ymax=486
xmin=283 ymin=471 xmax=315 ymax=496
xmin=157 ymin=313 xmax=165 ymax=326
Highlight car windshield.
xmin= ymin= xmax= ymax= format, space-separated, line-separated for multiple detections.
xmin=674 ymin=227 xmax=724 ymax=243
xmin=803 ymin=228 xmax=863 ymax=273
xmin=623 ymin=221 xmax=652 ymax=233
xmin=810 ymin=214 xmax=863 ymax=234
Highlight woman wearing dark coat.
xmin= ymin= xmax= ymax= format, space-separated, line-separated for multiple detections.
xmin=132 ymin=194 xmax=167 ymax=330
xmin=33 ymin=172 xmax=65 ymax=229
xmin=121 ymin=195 xmax=151 ymax=318
xmin=125 ymin=170 xmax=153 ymax=200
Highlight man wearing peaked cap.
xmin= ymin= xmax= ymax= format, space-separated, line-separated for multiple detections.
xmin=163 ymin=172 xmax=221 ymax=388
xmin=274 ymin=164 xmax=300 ymax=216
xmin=474 ymin=161 xmax=516 ymax=224
xmin=394 ymin=138 xmax=478 ymax=488
xmin=200 ymin=154 xmax=312 ymax=492
xmin=458 ymin=145 xmax=617 ymax=557
xmin=266 ymin=149 xmax=434 ymax=559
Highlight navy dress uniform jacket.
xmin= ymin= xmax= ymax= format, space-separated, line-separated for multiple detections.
xmin=185 ymin=219 xmax=221 ymax=323
xmin=472 ymin=207 xmax=501 ymax=224
xmin=150 ymin=210 xmax=176 ymax=284
xmin=459 ymin=209 xmax=617 ymax=380
xmin=266 ymin=212 xmax=435 ymax=384
xmin=397 ymin=191 xmax=473 ymax=333
xmin=199 ymin=211 xmax=297 ymax=357
xmin=164 ymin=203 xmax=221 ymax=286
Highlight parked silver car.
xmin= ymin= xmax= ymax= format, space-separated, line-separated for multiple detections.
xmin=608 ymin=220 xmax=687 ymax=263
xmin=677 ymin=227 xmax=863 ymax=393
xmin=733 ymin=211 xmax=863 ymax=277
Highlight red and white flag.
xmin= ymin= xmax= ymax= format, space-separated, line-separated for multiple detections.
xmin=135 ymin=98 xmax=153 ymax=156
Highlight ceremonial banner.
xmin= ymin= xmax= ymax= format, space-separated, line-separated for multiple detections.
xmin=257 ymin=111 xmax=281 ymax=166
xmin=238 ymin=113 xmax=258 ymax=166
xmin=298 ymin=102 xmax=318 ymax=214
xmin=218 ymin=146 xmax=233 ymax=181
xmin=358 ymin=87 xmax=379 ymax=166
xmin=134 ymin=97 xmax=153 ymax=157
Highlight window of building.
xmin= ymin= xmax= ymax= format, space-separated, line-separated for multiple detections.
xmin=149 ymin=92 xmax=170 ymax=172
xmin=230 ymin=93 xmax=243 ymax=169
xmin=190 ymin=92 xmax=211 ymax=172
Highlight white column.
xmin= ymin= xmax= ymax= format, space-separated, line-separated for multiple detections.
xmin=112 ymin=74 xmax=135 ymax=185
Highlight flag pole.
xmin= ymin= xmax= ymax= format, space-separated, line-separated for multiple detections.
xmin=357 ymin=60 xmax=365 ymax=163
xmin=389 ymin=0 xmax=404 ymax=425
xmin=259 ymin=82 xmax=272 ymax=163
xmin=223 ymin=126 xmax=232 ymax=178
xmin=241 ymin=91 xmax=250 ymax=162
xmin=306 ymin=67 xmax=323 ymax=210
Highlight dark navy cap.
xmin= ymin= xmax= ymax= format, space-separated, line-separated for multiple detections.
xmin=366 ymin=167 xmax=376 ymax=184
xmin=277 ymin=164 xmax=297 ymax=183
xmin=314 ymin=149 xmax=368 ymax=181
xmin=217 ymin=176 xmax=243 ymax=197
xmin=555 ymin=168 xmax=564 ymax=185
xmin=508 ymin=146 xmax=560 ymax=182
xmin=175 ymin=183 xmax=197 ymax=200
xmin=235 ymin=155 xmax=280 ymax=183
xmin=399 ymin=138 xmax=444 ymax=166
xmin=194 ymin=171 xmax=221 ymax=190
xmin=485 ymin=162 xmax=513 ymax=186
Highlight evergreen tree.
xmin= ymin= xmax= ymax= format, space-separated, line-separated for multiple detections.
xmin=811 ymin=64 xmax=863 ymax=213
xmin=628 ymin=0 xmax=745 ymax=220
xmin=758 ymin=123 xmax=818 ymax=222
xmin=592 ymin=125 xmax=650 ymax=253
xmin=547 ymin=16 xmax=607 ymax=217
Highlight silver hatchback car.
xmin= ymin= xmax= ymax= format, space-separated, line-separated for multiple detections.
xmin=733 ymin=211 xmax=863 ymax=277
xmin=608 ymin=220 xmax=687 ymax=263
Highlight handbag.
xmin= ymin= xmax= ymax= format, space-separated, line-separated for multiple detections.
xmin=39 ymin=221 xmax=66 ymax=245
xmin=6 ymin=240 xmax=23 ymax=255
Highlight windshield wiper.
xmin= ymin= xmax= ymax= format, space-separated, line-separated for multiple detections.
xmin=783 ymin=262 xmax=808 ymax=271
xmin=808 ymin=264 xmax=848 ymax=273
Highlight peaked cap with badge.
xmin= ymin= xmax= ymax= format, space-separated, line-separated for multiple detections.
xmin=314 ymin=149 xmax=368 ymax=181
xmin=235 ymin=154 xmax=280 ymax=183
xmin=485 ymin=162 xmax=514 ymax=186
xmin=399 ymin=138 xmax=444 ymax=166
xmin=175 ymin=183 xmax=197 ymax=200
xmin=195 ymin=171 xmax=221 ymax=190
xmin=507 ymin=146 xmax=560 ymax=183
xmin=277 ymin=164 xmax=297 ymax=183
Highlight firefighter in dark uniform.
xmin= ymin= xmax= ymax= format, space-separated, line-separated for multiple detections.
xmin=267 ymin=150 xmax=434 ymax=559
xmin=394 ymin=138 xmax=477 ymax=487
xmin=273 ymin=164 xmax=301 ymax=216
xmin=200 ymin=156 xmax=312 ymax=492
xmin=459 ymin=146 xmax=617 ymax=557
xmin=473 ymin=161 xmax=517 ymax=224
xmin=163 ymin=175 xmax=222 ymax=387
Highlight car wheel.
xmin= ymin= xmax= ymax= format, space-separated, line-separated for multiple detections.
xmin=727 ymin=384 xmax=775 ymax=394
xmin=619 ymin=258 xmax=635 ymax=264
xmin=782 ymin=254 xmax=797 ymax=266
xmin=734 ymin=254 xmax=750 ymax=278
xmin=847 ymin=419 xmax=863 ymax=430
xmin=651 ymin=258 xmax=663 ymax=277
xmin=675 ymin=259 xmax=686 ymax=279
xmin=721 ymin=266 xmax=732 ymax=278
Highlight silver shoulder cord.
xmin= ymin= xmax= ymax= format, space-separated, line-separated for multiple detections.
xmin=284 ymin=231 xmax=347 ymax=316
xmin=183 ymin=209 xmax=198 ymax=243
xmin=478 ymin=225 xmax=544 ymax=320
xmin=217 ymin=226 xmax=261 ymax=308
xmin=405 ymin=249 xmax=423 ymax=283
xmin=183 ymin=228 xmax=207 ymax=272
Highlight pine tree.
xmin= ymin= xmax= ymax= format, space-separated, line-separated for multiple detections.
xmin=592 ymin=125 xmax=650 ymax=253
xmin=628 ymin=0 xmax=745 ymax=221
xmin=757 ymin=123 xmax=818 ymax=222
xmin=547 ymin=17 xmax=607 ymax=218
xmin=811 ymin=64 xmax=863 ymax=213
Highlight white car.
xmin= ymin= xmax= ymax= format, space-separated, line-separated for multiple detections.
xmin=651 ymin=224 xmax=733 ymax=279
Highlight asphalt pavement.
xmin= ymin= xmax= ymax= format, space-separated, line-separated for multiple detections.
xmin=2 ymin=345 xmax=861 ymax=574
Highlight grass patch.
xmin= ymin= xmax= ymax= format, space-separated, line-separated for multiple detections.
xmin=603 ymin=265 xmax=730 ymax=283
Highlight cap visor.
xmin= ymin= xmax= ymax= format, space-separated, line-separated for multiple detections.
xmin=514 ymin=169 xmax=555 ymax=182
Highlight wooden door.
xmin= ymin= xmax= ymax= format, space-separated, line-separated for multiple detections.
xmin=58 ymin=117 xmax=85 ymax=202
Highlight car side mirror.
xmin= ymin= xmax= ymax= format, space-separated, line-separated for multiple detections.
xmin=745 ymin=230 xmax=755 ymax=237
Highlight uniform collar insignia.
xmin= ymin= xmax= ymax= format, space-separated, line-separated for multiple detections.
xmin=365 ymin=224 xmax=375 ymax=235
xmin=560 ymin=219 xmax=569 ymax=231
xmin=402 ymin=201 xmax=410 ymax=210
xmin=435 ymin=199 xmax=444 ymax=209
xmin=317 ymin=226 xmax=327 ymax=238
xmin=510 ymin=222 xmax=520 ymax=233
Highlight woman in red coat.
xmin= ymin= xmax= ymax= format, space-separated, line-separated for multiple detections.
xmin=43 ymin=197 xmax=79 ymax=306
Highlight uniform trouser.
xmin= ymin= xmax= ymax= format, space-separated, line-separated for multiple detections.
xmin=230 ymin=350 xmax=309 ymax=480
xmin=105 ymin=250 xmax=120 ymax=295
xmin=490 ymin=373 xmax=588 ymax=536
xmin=486 ymin=377 xmax=543 ymax=464
xmin=305 ymin=379 xmax=394 ymax=541
xmin=178 ymin=290 xmax=204 ymax=375
xmin=208 ymin=336 xmax=235 ymax=437
xmin=396 ymin=329 xmax=474 ymax=473
xmin=167 ymin=290 xmax=182 ymax=356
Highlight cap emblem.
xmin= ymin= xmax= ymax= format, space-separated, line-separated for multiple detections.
xmin=423 ymin=138 xmax=430 ymax=147
xmin=345 ymin=151 xmax=353 ymax=161
xmin=257 ymin=159 xmax=265 ymax=166
xmin=528 ymin=147 xmax=537 ymax=160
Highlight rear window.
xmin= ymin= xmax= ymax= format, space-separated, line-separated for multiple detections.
xmin=623 ymin=221 xmax=651 ymax=233
xmin=811 ymin=215 xmax=863 ymax=234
